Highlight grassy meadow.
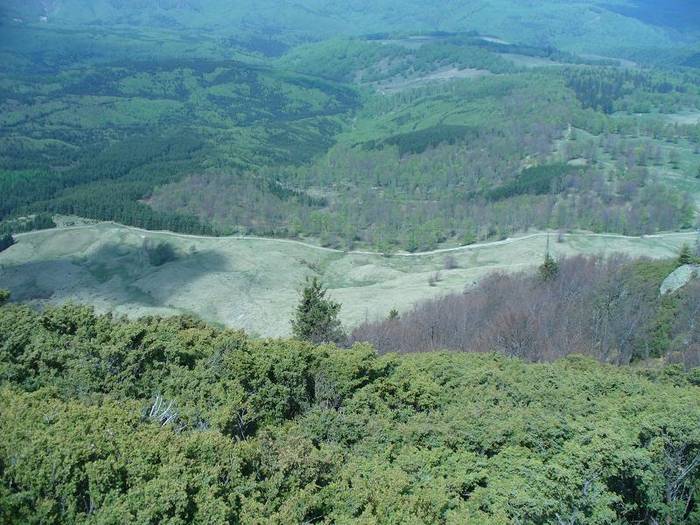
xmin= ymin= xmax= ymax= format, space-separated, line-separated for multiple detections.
xmin=0 ymin=222 xmax=694 ymax=336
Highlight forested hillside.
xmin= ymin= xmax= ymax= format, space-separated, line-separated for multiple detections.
xmin=3 ymin=0 xmax=700 ymax=250
xmin=3 ymin=3 xmax=700 ymax=524
xmin=150 ymin=61 xmax=700 ymax=250
xmin=3 ymin=0 xmax=700 ymax=53
xmin=1 ymin=297 xmax=699 ymax=524
xmin=3 ymin=28 xmax=700 ymax=250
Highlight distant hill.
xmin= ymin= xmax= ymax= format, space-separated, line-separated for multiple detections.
xmin=2 ymin=0 xmax=699 ymax=54
xmin=605 ymin=0 xmax=700 ymax=31
xmin=1 ymin=1 xmax=699 ymax=253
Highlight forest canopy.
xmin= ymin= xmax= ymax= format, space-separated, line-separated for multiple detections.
xmin=2 ymin=25 xmax=700 ymax=249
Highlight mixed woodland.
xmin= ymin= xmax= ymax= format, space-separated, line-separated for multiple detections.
xmin=2 ymin=5 xmax=700 ymax=523
xmin=2 ymin=30 xmax=700 ymax=250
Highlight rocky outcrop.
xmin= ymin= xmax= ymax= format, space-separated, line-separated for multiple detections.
xmin=661 ymin=264 xmax=700 ymax=295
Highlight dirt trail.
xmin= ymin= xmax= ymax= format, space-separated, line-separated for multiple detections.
xmin=15 ymin=221 xmax=697 ymax=258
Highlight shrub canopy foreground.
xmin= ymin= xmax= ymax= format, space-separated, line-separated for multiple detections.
xmin=1 ymin=303 xmax=700 ymax=524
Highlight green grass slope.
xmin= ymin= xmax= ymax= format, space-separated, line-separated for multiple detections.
xmin=0 ymin=222 xmax=694 ymax=336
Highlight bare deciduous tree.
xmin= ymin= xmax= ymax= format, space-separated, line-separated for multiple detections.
xmin=351 ymin=255 xmax=673 ymax=364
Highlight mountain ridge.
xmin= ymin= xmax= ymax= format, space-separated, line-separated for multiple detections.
xmin=3 ymin=0 xmax=699 ymax=54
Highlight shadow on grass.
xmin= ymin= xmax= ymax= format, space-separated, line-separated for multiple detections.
xmin=0 ymin=242 xmax=231 ymax=309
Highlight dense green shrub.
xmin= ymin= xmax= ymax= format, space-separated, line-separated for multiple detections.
xmin=145 ymin=241 xmax=178 ymax=267
xmin=1 ymin=303 xmax=699 ymax=523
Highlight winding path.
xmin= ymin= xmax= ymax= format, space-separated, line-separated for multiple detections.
xmin=14 ymin=221 xmax=697 ymax=258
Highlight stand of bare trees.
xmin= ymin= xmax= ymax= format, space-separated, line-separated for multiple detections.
xmin=352 ymin=256 xmax=699 ymax=364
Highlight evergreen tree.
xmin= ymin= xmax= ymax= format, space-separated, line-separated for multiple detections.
xmin=0 ymin=290 xmax=10 ymax=306
xmin=539 ymin=252 xmax=560 ymax=281
xmin=0 ymin=234 xmax=15 ymax=253
xmin=539 ymin=236 xmax=559 ymax=281
xmin=678 ymin=243 xmax=694 ymax=266
xmin=291 ymin=277 xmax=345 ymax=344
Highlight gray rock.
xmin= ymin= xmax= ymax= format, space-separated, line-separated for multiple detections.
xmin=660 ymin=265 xmax=700 ymax=295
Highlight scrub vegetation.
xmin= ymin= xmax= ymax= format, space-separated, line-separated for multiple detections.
xmin=2 ymin=3 xmax=700 ymax=523
xmin=1 ymin=294 xmax=700 ymax=524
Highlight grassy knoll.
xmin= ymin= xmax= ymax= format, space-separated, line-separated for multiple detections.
xmin=0 ymin=222 xmax=694 ymax=336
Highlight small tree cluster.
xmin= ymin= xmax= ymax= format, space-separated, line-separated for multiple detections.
xmin=678 ymin=243 xmax=697 ymax=266
xmin=145 ymin=241 xmax=178 ymax=267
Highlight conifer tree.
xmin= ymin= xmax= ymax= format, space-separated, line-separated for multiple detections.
xmin=291 ymin=277 xmax=345 ymax=344
xmin=538 ymin=235 xmax=559 ymax=281
xmin=678 ymin=243 xmax=694 ymax=266
xmin=0 ymin=234 xmax=15 ymax=253
xmin=539 ymin=253 xmax=560 ymax=281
